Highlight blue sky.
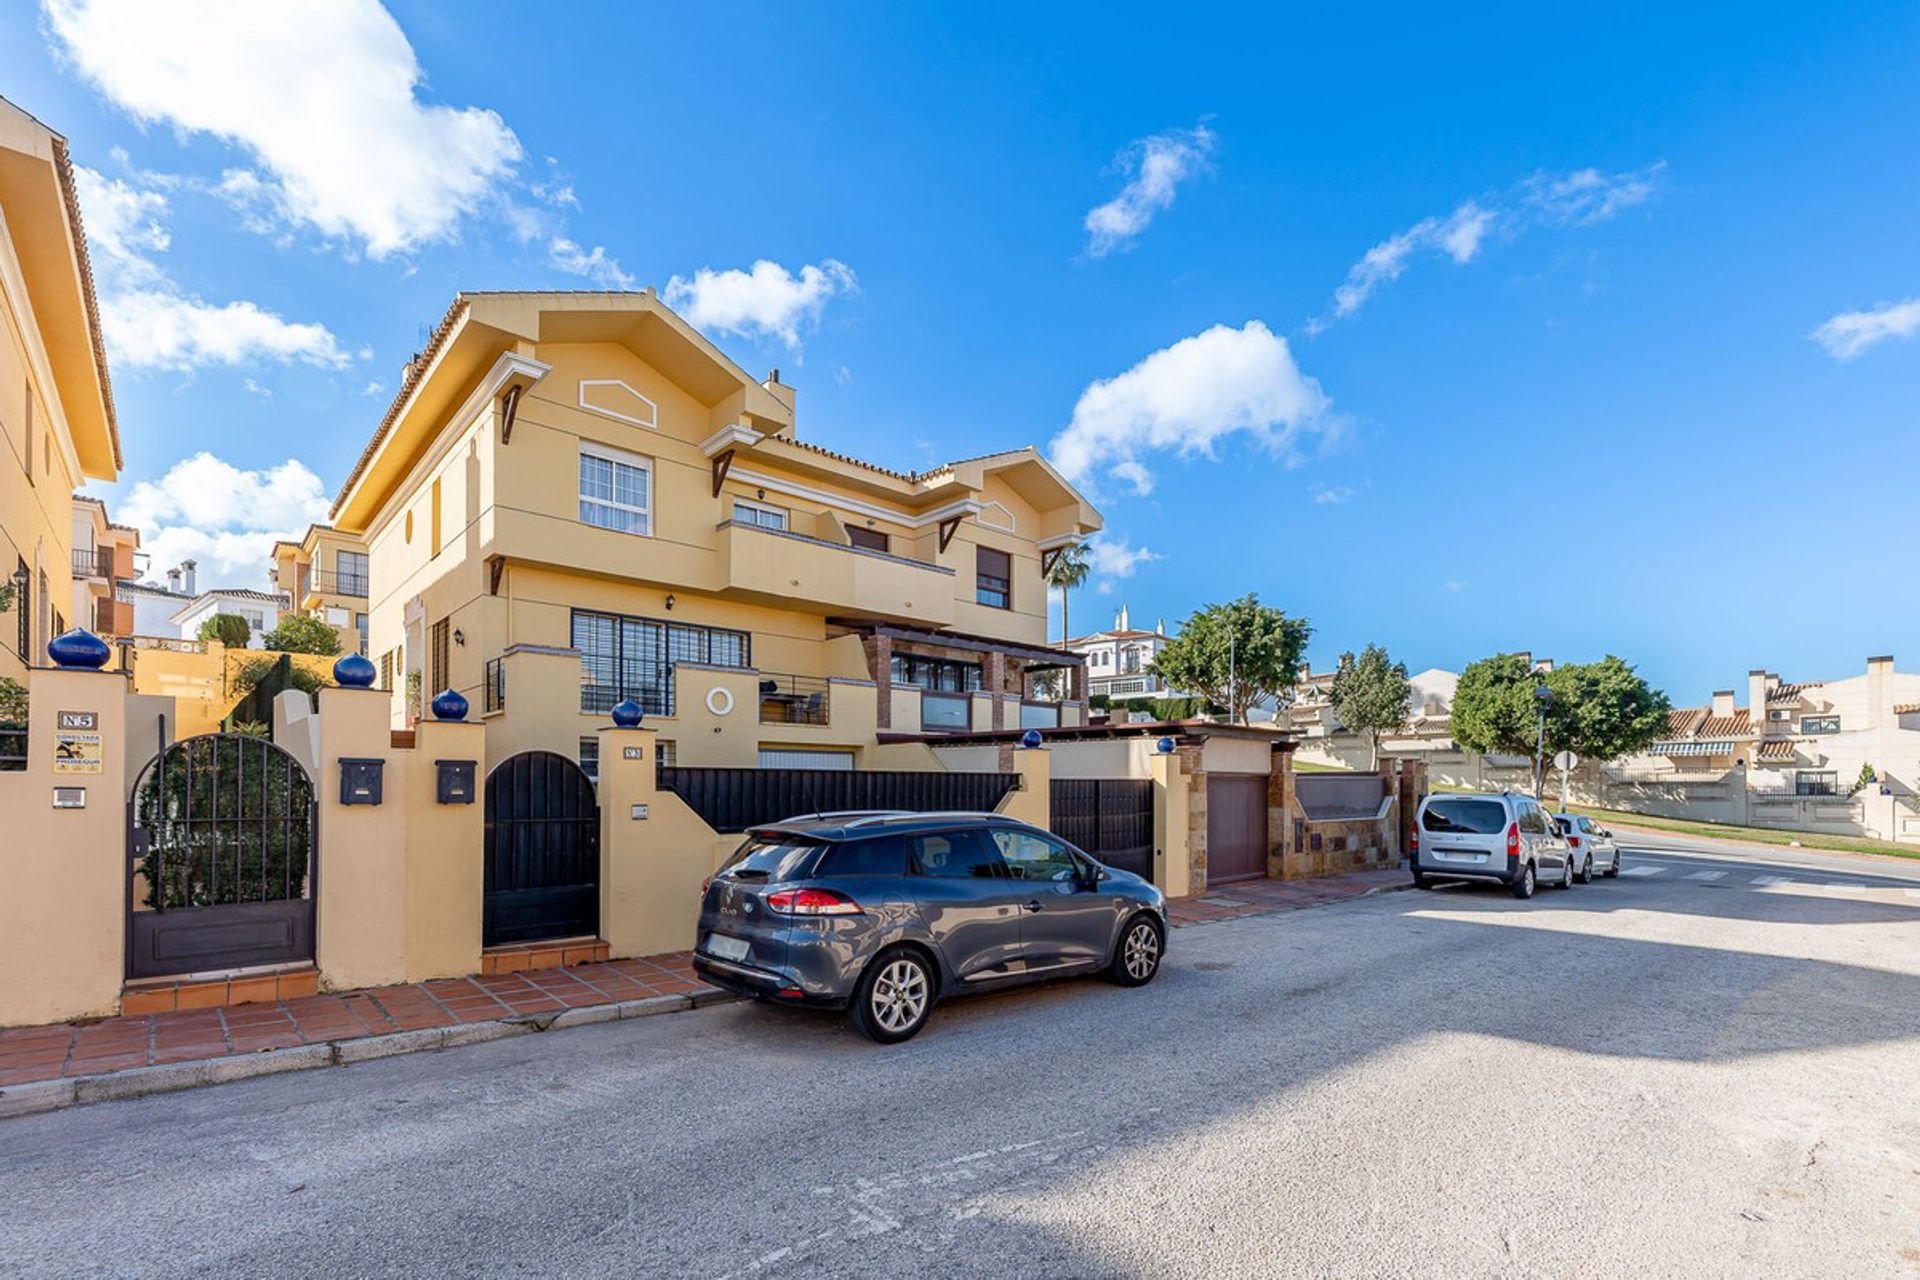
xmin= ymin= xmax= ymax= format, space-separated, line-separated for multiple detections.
xmin=4 ymin=1 xmax=1918 ymax=704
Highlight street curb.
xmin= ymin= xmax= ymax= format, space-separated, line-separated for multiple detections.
xmin=0 ymin=989 xmax=742 ymax=1122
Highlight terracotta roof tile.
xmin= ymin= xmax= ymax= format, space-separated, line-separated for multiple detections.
xmin=1754 ymin=739 xmax=1801 ymax=762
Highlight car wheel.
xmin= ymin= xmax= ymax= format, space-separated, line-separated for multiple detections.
xmin=1412 ymin=871 xmax=1431 ymax=890
xmin=1108 ymin=914 xmax=1163 ymax=987
xmin=1604 ymin=852 xmax=1621 ymax=879
xmin=1558 ymin=856 xmax=1575 ymax=890
xmin=1511 ymin=862 xmax=1536 ymax=899
xmin=1576 ymin=854 xmax=1594 ymax=885
xmin=848 ymin=949 xmax=935 ymax=1044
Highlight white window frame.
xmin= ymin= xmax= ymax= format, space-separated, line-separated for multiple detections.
xmin=732 ymin=498 xmax=789 ymax=531
xmin=579 ymin=442 xmax=653 ymax=537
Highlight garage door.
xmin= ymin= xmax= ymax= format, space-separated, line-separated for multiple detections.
xmin=758 ymin=747 xmax=855 ymax=771
xmin=1207 ymin=773 xmax=1269 ymax=883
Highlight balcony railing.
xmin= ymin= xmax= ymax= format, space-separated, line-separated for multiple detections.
xmin=71 ymin=547 xmax=113 ymax=579
xmin=309 ymin=569 xmax=369 ymax=597
xmin=483 ymin=658 xmax=505 ymax=714
xmin=758 ymin=673 xmax=829 ymax=726
xmin=581 ymin=682 xmax=672 ymax=718
xmin=1018 ymin=700 xmax=1061 ymax=730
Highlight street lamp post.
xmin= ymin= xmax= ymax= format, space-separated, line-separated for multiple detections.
xmin=1532 ymin=685 xmax=1554 ymax=798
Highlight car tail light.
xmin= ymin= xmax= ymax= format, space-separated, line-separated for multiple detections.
xmin=699 ymin=876 xmax=712 ymax=897
xmin=1505 ymin=823 xmax=1521 ymax=860
xmin=1568 ymin=835 xmax=1582 ymax=849
xmin=1408 ymin=826 xmax=1419 ymax=854
xmin=765 ymin=887 xmax=863 ymax=916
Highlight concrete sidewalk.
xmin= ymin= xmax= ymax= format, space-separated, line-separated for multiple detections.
xmin=0 ymin=866 xmax=1407 ymax=1119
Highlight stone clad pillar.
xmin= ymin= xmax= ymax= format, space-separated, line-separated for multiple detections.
xmin=1268 ymin=744 xmax=1298 ymax=878
xmin=0 ymin=664 xmax=130 ymax=1025
xmin=997 ymin=741 xmax=1050 ymax=828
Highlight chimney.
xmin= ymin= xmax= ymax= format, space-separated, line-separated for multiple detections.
xmin=1711 ymin=690 xmax=1737 ymax=718
xmin=166 ymin=567 xmax=181 ymax=593
xmin=182 ymin=559 xmax=198 ymax=596
xmin=1156 ymin=617 xmax=1166 ymax=636
xmin=1117 ymin=603 xmax=1130 ymax=632
xmin=1747 ymin=669 xmax=1771 ymax=734
xmin=1867 ymin=655 xmax=1894 ymax=730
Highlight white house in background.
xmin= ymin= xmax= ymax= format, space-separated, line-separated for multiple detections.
xmin=169 ymin=587 xmax=290 ymax=649
xmin=1289 ymin=665 xmax=1464 ymax=765
xmin=114 ymin=579 xmax=192 ymax=637
xmin=1063 ymin=605 xmax=1177 ymax=712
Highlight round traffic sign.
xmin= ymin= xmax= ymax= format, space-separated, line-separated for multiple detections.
xmin=1552 ymin=750 xmax=1579 ymax=772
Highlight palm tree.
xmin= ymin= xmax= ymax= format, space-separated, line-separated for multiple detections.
xmin=1045 ymin=542 xmax=1091 ymax=644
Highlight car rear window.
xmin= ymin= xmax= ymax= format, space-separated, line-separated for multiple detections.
xmin=722 ymin=837 xmax=825 ymax=883
xmin=817 ymin=836 xmax=910 ymax=878
xmin=1422 ymin=798 xmax=1508 ymax=835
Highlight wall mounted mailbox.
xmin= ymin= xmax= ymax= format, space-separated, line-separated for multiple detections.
xmin=52 ymin=787 xmax=86 ymax=809
xmin=339 ymin=757 xmax=385 ymax=806
xmin=436 ymin=759 xmax=477 ymax=804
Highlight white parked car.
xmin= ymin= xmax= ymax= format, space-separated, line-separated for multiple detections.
xmin=1410 ymin=792 xmax=1576 ymax=897
xmin=1553 ymin=814 xmax=1620 ymax=879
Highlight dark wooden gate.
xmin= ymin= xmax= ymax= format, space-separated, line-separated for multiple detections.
xmin=484 ymin=751 xmax=600 ymax=946
xmin=1206 ymin=773 xmax=1270 ymax=883
xmin=1050 ymin=778 xmax=1154 ymax=880
xmin=127 ymin=733 xmax=317 ymax=980
xmin=659 ymin=767 xmax=1020 ymax=834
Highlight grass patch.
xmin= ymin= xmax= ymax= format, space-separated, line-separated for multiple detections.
xmin=1291 ymin=760 xmax=1355 ymax=774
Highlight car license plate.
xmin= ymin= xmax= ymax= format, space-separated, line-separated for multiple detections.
xmin=707 ymin=933 xmax=751 ymax=962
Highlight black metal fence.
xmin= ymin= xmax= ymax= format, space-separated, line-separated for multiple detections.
xmin=661 ymin=767 xmax=1021 ymax=833
xmin=309 ymin=569 xmax=369 ymax=597
xmin=1050 ymin=778 xmax=1154 ymax=879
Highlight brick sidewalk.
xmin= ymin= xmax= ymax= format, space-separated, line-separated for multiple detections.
xmin=1167 ymin=866 xmax=1408 ymax=926
xmin=0 ymin=867 xmax=1409 ymax=1095
xmin=0 ymin=952 xmax=709 ymax=1089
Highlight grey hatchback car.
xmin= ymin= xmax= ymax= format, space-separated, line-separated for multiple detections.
xmin=691 ymin=812 xmax=1168 ymax=1043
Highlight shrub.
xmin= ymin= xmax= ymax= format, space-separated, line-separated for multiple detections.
xmin=197 ymin=613 xmax=252 ymax=648
xmin=262 ymin=613 xmax=342 ymax=656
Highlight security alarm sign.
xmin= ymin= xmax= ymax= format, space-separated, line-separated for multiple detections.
xmin=53 ymin=730 xmax=103 ymax=775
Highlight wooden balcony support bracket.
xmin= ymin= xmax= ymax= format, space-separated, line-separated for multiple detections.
xmin=487 ymin=555 xmax=506 ymax=596
xmin=938 ymin=515 xmax=964 ymax=553
xmin=1039 ymin=546 xmax=1063 ymax=578
xmin=499 ymin=383 xmax=524 ymax=445
xmin=711 ymin=447 xmax=736 ymax=499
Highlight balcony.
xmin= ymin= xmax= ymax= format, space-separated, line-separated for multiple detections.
xmin=71 ymin=547 xmax=113 ymax=579
xmin=716 ymin=520 xmax=955 ymax=627
xmin=308 ymin=569 xmax=369 ymax=598
xmin=758 ymin=673 xmax=830 ymax=726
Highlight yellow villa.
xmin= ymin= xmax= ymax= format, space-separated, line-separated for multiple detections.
xmin=329 ymin=290 xmax=1101 ymax=773
xmin=0 ymin=95 xmax=120 ymax=685
xmin=271 ymin=522 xmax=372 ymax=654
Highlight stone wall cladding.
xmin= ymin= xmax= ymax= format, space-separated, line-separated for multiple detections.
xmin=1177 ymin=744 xmax=1209 ymax=892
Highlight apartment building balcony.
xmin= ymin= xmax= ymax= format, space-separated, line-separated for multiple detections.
xmin=758 ymin=673 xmax=830 ymax=726
xmin=71 ymin=546 xmax=113 ymax=580
xmin=716 ymin=519 xmax=956 ymax=628
xmin=307 ymin=569 xmax=369 ymax=599
xmin=1091 ymin=674 xmax=1164 ymax=699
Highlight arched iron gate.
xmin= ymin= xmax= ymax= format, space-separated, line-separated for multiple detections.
xmin=127 ymin=733 xmax=318 ymax=980
xmin=483 ymin=751 xmax=600 ymax=946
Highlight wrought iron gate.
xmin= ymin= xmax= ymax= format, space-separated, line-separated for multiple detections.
xmin=1050 ymin=778 xmax=1154 ymax=880
xmin=483 ymin=751 xmax=600 ymax=946
xmin=127 ymin=733 xmax=318 ymax=980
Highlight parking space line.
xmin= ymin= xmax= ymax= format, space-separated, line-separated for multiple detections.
xmin=1621 ymin=866 xmax=1664 ymax=877
xmin=1822 ymin=883 xmax=1867 ymax=893
xmin=1683 ymin=870 xmax=1727 ymax=881
xmin=1750 ymin=876 xmax=1792 ymax=886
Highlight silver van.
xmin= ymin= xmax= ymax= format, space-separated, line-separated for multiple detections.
xmin=1410 ymin=792 xmax=1575 ymax=897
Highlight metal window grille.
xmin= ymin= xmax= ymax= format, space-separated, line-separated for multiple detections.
xmin=13 ymin=558 xmax=26 ymax=659
xmin=430 ymin=619 xmax=449 ymax=694
xmin=573 ymin=609 xmax=748 ymax=715
xmin=484 ymin=657 xmax=505 ymax=713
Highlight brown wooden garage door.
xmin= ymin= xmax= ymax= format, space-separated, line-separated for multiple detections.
xmin=1207 ymin=773 xmax=1270 ymax=883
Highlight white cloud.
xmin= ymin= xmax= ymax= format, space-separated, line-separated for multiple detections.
xmin=1310 ymin=482 xmax=1356 ymax=505
xmin=1085 ymin=535 xmax=1160 ymax=581
xmin=71 ymin=164 xmax=354 ymax=372
xmin=664 ymin=259 xmax=857 ymax=355
xmin=1313 ymin=163 xmax=1663 ymax=328
xmin=1810 ymin=298 xmax=1920 ymax=361
xmin=1443 ymin=579 xmax=1468 ymax=593
xmin=1048 ymin=321 xmax=1331 ymax=494
xmin=548 ymin=237 xmax=635 ymax=290
xmin=361 ymin=380 xmax=386 ymax=397
xmin=99 ymin=291 xmax=352 ymax=372
xmin=241 ymin=377 xmax=271 ymax=399
xmin=118 ymin=452 xmax=330 ymax=582
xmin=1084 ymin=124 xmax=1216 ymax=257
xmin=46 ymin=0 xmax=522 ymax=259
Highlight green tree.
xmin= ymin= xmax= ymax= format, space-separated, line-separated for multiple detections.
xmin=262 ymin=613 xmax=342 ymax=656
xmin=1454 ymin=652 xmax=1671 ymax=795
xmin=196 ymin=613 xmax=252 ymax=648
xmin=1329 ymin=644 xmax=1412 ymax=767
xmin=1044 ymin=542 xmax=1091 ymax=643
xmin=1148 ymin=594 xmax=1311 ymax=725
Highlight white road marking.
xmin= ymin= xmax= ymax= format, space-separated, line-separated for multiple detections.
xmin=1821 ymin=882 xmax=1867 ymax=893
xmin=1683 ymin=870 xmax=1727 ymax=881
xmin=1621 ymin=866 xmax=1664 ymax=877
xmin=1750 ymin=876 xmax=1792 ymax=886
xmin=1906 ymin=889 xmax=1920 ymax=900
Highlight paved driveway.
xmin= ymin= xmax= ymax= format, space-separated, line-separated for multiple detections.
xmin=4 ymin=842 xmax=1919 ymax=1278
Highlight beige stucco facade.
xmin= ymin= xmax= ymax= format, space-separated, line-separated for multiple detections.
xmin=329 ymin=291 xmax=1098 ymax=773
xmin=0 ymin=96 xmax=120 ymax=684
xmin=271 ymin=523 xmax=371 ymax=654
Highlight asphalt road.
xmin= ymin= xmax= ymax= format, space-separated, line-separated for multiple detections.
xmin=4 ymin=841 xmax=1920 ymax=1279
